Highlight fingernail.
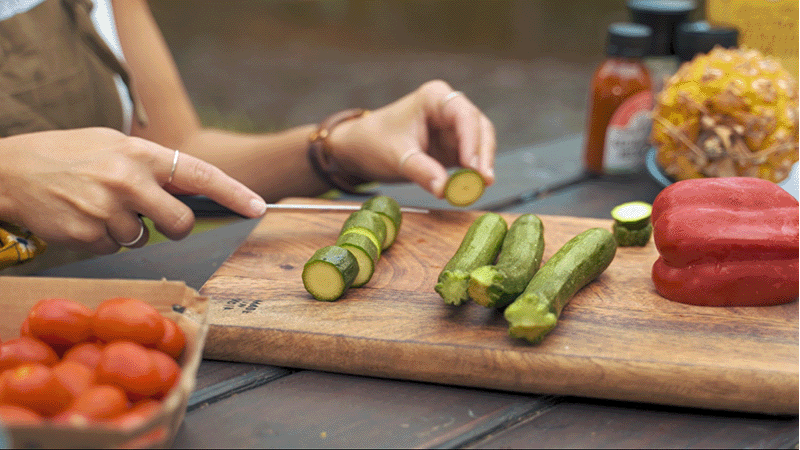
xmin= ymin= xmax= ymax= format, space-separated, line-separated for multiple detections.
xmin=486 ymin=167 xmax=495 ymax=180
xmin=430 ymin=177 xmax=446 ymax=197
xmin=250 ymin=198 xmax=267 ymax=216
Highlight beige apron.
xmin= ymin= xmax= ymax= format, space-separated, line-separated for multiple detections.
xmin=0 ymin=0 xmax=147 ymax=271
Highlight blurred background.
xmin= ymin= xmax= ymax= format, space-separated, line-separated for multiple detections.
xmin=148 ymin=0 xmax=709 ymax=154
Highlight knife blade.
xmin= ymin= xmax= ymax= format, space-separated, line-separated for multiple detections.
xmin=264 ymin=203 xmax=429 ymax=214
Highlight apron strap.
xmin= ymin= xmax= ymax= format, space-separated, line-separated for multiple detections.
xmin=63 ymin=0 xmax=149 ymax=128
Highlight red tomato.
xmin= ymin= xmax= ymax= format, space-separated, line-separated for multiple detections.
xmin=155 ymin=316 xmax=186 ymax=360
xmin=1 ymin=363 xmax=73 ymax=417
xmin=52 ymin=360 xmax=96 ymax=398
xmin=58 ymin=384 xmax=130 ymax=422
xmin=149 ymin=350 xmax=180 ymax=399
xmin=95 ymin=341 xmax=161 ymax=401
xmin=61 ymin=342 xmax=104 ymax=370
xmin=108 ymin=399 xmax=161 ymax=431
xmin=0 ymin=404 xmax=43 ymax=426
xmin=92 ymin=297 xmax=165 ymax=347
xmin=19 ymin=317 xmax=31 ymax=337
xmin=26 ymin=298 xmax=93 ymax=355
xmin=0 ymin=337 xmax=59 ymax=371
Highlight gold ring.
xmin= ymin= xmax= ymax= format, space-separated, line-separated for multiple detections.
xmin=116 ymin=216 xmax=145 ymax=247
xmin=168 ymin=149 xmax=179 ymax=184
xmin=398 ymin=149 xmax=421 ymax=168
xmin=440 ymin=90 xmax=465 ymax=111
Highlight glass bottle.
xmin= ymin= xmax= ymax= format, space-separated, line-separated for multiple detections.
xmin=584 ymin=23 xmax=654 ymax=176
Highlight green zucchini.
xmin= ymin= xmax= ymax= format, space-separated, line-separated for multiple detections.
xmin=468 ymin=214 xmax=545 ymax=309
xmin=336 ymin=232 xmax=379 ymax=287
xmin=302 ymin=245 xmax=359 ymax=301
xmin=361 ymin=196 xmax=402 ymax=249
xmin=435 ymin=212 xmax=507 ymax=305
xmin=444 ymin=168 xmax=485 ymax=207
xmin=610 ymin=201 xmax=653 ymax=246
xmin=339 ymin=210 xmax=387 ymax=257
xmin=504 ymin=227 xmax=616 ymax=343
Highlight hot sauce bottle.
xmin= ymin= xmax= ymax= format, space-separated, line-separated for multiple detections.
xmin=584 ymin=23 xmax=654 ymax=175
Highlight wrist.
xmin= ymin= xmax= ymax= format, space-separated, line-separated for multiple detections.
xmin=307 ymin=108 xmax=371 ymax=194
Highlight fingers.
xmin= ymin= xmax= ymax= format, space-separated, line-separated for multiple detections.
xmin=106 ymin=214 xmax=149 ymax=249
xmin=398 ymin=149 xmax=449 ymax=198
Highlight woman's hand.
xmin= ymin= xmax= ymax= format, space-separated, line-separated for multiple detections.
xmin=0 ymin=128 xmax=266 ymax=254
xmin=326 ymin=80 xmax=496 ymax=197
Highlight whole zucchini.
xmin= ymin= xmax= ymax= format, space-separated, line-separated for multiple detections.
xmin=435 ymin=212 xmax=507 ymax=305
xmin=504 ymin=227 xmax=616 ymax=343
xmin=468 ymin=214 xmax=545 ymax=308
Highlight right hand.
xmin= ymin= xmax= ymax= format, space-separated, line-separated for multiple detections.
xmin=0 ymin=128 xmax=266 ymax=254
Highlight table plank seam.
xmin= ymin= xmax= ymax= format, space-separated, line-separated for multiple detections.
xmin=187 ymin=366 xmax=295 ymax=411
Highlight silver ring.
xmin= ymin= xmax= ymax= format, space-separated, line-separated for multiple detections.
xmin=116 ymin=216 xmax=145 ymax=247
xmin=167 ymin=149 xmax=179 ymax=184
xmin=440 ymin=90 xmax=465 ymax=111
xmin=398 ymin=149 xmax=421 ymax=168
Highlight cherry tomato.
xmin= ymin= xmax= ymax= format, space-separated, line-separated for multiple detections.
xmin=52 ymin=360 xmax=96 ymax=398
xmin=61 ymin=342 xmax=104 ymax=370
xmin=0 ymin=336 xmax=59 ymax=370
xmin=0 ymin=404 xmax=43 ymax=426
xmin=92 ymin=297 xmax=165 ymax=347
xmin=59 ymin=384 xmax=130 ymax=422
xmin=156 ymin=316 xmax=186 ymax=360
xmin=96 ymin=341 xmax=161 ymax=401
xmin=149 ymin=350 xmax=180 ymax=399
xmin=1 ymin=363 xmax=73 ymax=417
xmin=19 ymin=317 xmax=31 ymax=337
xmin=108 ymin=399 xmax=161 ymax=431
xmin=26 ymin=298 xmax=93 ymax=355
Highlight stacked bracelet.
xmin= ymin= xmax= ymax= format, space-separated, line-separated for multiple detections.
xmin=308 ymin=108 xmax=371 ymax=194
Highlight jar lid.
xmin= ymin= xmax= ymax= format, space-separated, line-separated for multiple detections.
xmin=606 ymin=22 xmax=653 ymax=58
xmin=627 ymin=0 xmax=696 ymax=56
xmin=675 ymin=21 xmax=739 ymax=62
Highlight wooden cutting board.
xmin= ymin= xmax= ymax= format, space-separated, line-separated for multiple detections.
xmin=200 ymin=198 xmax=798 ymax=415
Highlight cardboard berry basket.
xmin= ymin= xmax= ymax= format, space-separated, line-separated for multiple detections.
xmin=0 ymin=276 xmax=209 ymax=449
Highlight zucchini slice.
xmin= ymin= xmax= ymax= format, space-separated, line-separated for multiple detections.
xmin=336 ymin=232 xmax=379 ymax=287
xmin=610 ymin=201 xmax=653 ymax=246
xmin=302 ymin=245 xmax=359 ymax=301
xmin=504 ymin=228 xmax=616 ymax=343
xmin=339 ymin=210 xmax=387 ymax=257
xmin=361 ymin=196 xmax=402 ymax=249
xmin=444 ymin=168 xmax=485 ymax=207
xmin=468 ymin=214 xmax=545 ymax=308
xmin=435 ymin=212 xmax=507 ymax=305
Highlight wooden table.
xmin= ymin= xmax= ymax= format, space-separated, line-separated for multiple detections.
xmin=36 ymin=135 xmax=799 ymax=448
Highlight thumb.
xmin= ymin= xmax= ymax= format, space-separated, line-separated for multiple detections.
xmin=398 ymin=149 xmax=449 ymax=198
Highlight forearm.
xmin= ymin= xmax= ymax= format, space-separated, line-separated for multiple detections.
xmin=180 ymin=125 xmax=331 ymax=203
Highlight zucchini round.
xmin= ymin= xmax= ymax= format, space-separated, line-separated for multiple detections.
xmin=435 ymin=212 xmax=507 ymax=305
xmin=611 ymin=201 xmax=652 ymax=230
xmin=302 ymin=245 xmax=359 ymax=301
xmin=504 ymin=227 xmax=616 ymax=343
xmin=468 ymin=214 xmax=545 ymax=308
xmin=361 ymin=196 xmax=402 ymax=249
xmin=612 ymin=222 xmax=653 ymax=247
xmin=336 ymin=232 xmax=380 ymax=287
xmin=339 ymin=210 xmax=387 ymax=256
xmin=444 ymin=168 xmax=485 ymax=207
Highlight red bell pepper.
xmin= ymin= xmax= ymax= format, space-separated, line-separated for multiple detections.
xmin=651 ymin=177 xmax=799 ymax=307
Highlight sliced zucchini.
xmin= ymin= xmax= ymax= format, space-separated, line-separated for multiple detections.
xmin=302 ymin=245 xmax=359 ymax=301
xmin=336 ymin=232 xmax=379 ymax=287
xmin=468 ymin=214 xmax=545 ymax=308
xmin=504 ymin=228 xmax=616 ymax=343
xmin=435 ymin=212 xmax=507 ymax=305
xmin=339 ymin=210 xmax=387 ymax=256
xmin=361 ymin=196 xmax=402 ymax=249
xmin=444 ymin=168 xmax=485 ymax=207
xmin=612 ymin=222 xmax=653 ymax=247
xmin=610 ymin=201 xmax=653 ymax=246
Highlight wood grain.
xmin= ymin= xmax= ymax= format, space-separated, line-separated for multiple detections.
xmin=200 ymin=198 xmax=799 ymax=414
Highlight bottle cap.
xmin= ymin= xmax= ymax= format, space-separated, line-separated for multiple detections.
xmin=675 ymin=21 xmax=739 ymax=62
xmin=627 ymin=0 xmax=696 ymax=56
xmin=606 ymin=22 xmax=653 ymax=58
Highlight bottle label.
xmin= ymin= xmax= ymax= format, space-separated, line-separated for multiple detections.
xmin=603 ymin=91 xmax=653 ymax=174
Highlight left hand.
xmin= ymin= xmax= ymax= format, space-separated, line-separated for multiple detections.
xmin=326 ymin=80 xmax=496 ymax=198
